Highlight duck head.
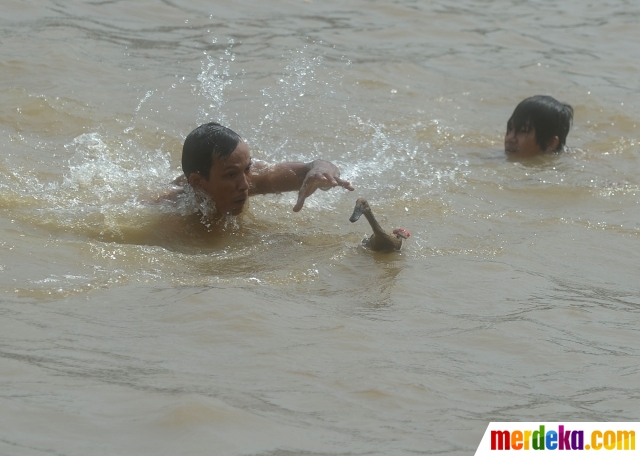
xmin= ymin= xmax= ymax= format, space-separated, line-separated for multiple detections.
xmin=349 ymin=197 xmax=370 ymax=223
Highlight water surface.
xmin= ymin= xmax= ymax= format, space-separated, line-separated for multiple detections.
xmin=1 ymin=0 xmax=639 ymax=454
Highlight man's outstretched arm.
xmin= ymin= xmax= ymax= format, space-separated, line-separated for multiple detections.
xmin=250 ymin=159 xmax=354 ymax=212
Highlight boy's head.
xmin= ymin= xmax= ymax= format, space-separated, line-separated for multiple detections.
xmin=505 ymin=95 xmax=573 ymax=158
xmin=182 ymin=122 xmax=252 ymax=216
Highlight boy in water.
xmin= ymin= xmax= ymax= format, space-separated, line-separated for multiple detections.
xmin=174 ymin=122 xmax=354 ymax=215
xmin=505 ymin=95 xmax=574 ymax=159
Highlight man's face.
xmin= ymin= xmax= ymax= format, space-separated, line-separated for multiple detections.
xmin=197 ymin=141 xmax=252 ymax=215
xmin=504 ymin=121 xmax=546 ymax=158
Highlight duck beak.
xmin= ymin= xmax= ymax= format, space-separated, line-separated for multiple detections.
xmin=349 ymin=204 xmax=363 ymax=223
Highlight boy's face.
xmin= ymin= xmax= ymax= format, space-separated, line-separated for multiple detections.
xmin=190 ymin=141 xmax=252 ymax=215
xmin=504 ymin=121 xmax=547 ymax=158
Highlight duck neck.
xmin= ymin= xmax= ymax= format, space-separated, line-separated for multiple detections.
xmin=363 ymin=210 xmax=385 ymax=235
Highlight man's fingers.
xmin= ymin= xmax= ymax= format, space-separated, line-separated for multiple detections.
xmin=293 ymin=196 xmax=305 ymax=212
xmin=336 ymin=177 xmax=355 ymax=191
xmin=292 ymin=173 xmax=354 ymax=212
xmin=293 ymin=179 xmax=312 ymax=212
xmin=317 ymin=173 xmax=336 ymax=190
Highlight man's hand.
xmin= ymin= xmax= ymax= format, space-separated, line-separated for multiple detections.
xmin=293 ymin=160 xmax=354 ymax=212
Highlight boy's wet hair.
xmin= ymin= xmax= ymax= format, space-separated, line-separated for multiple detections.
xmin=507 ymin=95 xmax=574 ymax=152
xmin=182 ymin=122 xmax=242 ymax=179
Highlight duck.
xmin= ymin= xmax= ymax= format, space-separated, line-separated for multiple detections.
xmin=349 ymin=198 xmax=410 ymax=252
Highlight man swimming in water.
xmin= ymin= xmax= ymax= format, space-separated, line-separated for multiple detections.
xmin=505 ymin=95 xmax=573 ymax=159
xmin=174 ymin=122 xmax=354 ymax=215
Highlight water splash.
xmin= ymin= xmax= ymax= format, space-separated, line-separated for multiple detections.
xmin=260 ymin=48 xmax=334 ymax=132
xmin=196 ymin=39 xmax=237 ymax=125
xmin=0 ymin=131 xmax=177 ymax=242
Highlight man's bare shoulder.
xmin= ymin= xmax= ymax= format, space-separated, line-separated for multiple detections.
xmin=151 ymin=175 xmax=186 ymax=203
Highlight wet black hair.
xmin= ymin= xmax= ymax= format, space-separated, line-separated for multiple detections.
xmin=181 ymin=122 xmax=242 ymax=179
xmin=507 ymin=95 xmax=574 ymax=152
